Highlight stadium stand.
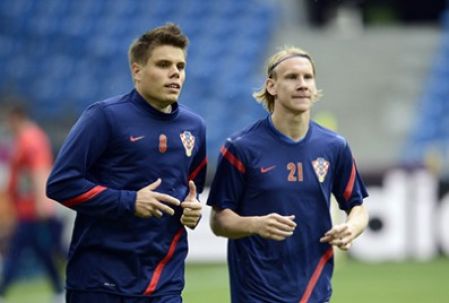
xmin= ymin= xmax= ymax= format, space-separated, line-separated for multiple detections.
xmin=404 ymin=7 xmax=449 ymax=168
xmin=0 ymin=0 xmax=278 ymax=162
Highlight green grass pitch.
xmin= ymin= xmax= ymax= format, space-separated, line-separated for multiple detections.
xmin=2 ymin=258 xmax=449 ymax=302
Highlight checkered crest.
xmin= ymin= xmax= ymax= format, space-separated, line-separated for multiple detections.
xmin=312 ymin=157 xmax=330 ymax=183
xmin=180 ymin=131 xmax=195 ymax=157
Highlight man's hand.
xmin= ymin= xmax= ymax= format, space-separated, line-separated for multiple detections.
xmin=180 ymin=181 xmax=202 ymax=229
xmin=135 ymin=179 xmax=180 ymax=218
xmin=320 ymin=223 xmax=355 ymax=251
xmin=320 ymin=205 xmax=368 ymax=251
xmin=253 ymin=213 xmax=297 ymax=241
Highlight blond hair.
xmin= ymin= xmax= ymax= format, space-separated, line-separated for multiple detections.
xmin=253 ymin=46 xmax=322 ymax=113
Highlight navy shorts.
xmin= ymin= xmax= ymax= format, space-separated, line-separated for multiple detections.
xmin=66 ymin=290 xmax=182 ymax=303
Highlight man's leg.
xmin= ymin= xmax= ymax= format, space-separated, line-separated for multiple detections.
xmin=67 ymin=291 xmax=183 ymax=303
xmin=32 ymin=221 xmax=64 ymax=294
xmin=148 ymin=295 xmax=182 ymax=303
xmin=0 ymin=222 xmax=29 ymax=297
xmin=66 ymin=290 xmax=123 ymax=303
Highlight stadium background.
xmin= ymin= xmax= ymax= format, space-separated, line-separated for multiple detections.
xmin=1 ymin=0 xmax=449 ymax=302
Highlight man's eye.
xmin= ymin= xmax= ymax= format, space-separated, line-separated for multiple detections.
xmin=157 ymin=61 xmax=170 ymax=68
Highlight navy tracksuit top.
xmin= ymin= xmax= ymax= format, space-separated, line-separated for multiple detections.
xmin=47 ymin=89 xmax=207 ymax=297
xmin=207 ymin=117 xmax=367 ymax=303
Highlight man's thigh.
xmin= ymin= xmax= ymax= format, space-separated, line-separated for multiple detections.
xmin=66 ymin=291 xmax=182 ymax=303
xmin=66 ymin=291 xmax=121 ymax=303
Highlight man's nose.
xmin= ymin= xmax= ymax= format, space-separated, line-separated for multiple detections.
xmin=169 ymin=65 xmax=180 ymax=78
xmin=298 ymin=76 xmax=311 ymax=88
xmin=297 ymin=82 xmax=307 ymax=90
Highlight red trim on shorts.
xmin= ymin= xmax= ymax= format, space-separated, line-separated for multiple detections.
xmin=188 ymin=157 xmax=208 ymax=181
xmin=63 ymin=185 xmax=107 ymax=207
xmin=220 ymin=146 xmax=246 ymax=174
xmin=299 ymin=248 xmax=334 ymax=303
xmin=343 ymin=162 xmax=356 ymax=202
xmin=144 ymin=228 xmax=185 ymax=295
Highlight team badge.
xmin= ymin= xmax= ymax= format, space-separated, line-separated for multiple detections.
xmin=159 ymin=134 xmax=167 ymax=153
xmin=312 ymin=157 xmax=329 ymax=183
xmin=180 ymin=131 xmax=195 ymax=157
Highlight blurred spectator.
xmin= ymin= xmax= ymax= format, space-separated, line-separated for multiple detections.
xmin=0 ymin=127 xmax=14 ymax=262
xmin=0 ymin=104 xmax=64 ymax=303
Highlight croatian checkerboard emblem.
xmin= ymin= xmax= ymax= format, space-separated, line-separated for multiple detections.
xmin=312 ymin=157 xmax=329 ymax=183
xmin=180 ymin=131 xmax=195 ymax=157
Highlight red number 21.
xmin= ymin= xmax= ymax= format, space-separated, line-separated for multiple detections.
xmin=287 ymin=162 xmax=303 ymax=182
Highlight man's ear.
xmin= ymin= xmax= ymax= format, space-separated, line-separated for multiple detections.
xmin=131 ymin=62 xmax=142 ymax=82
xmin=266 ymin=78 xmax=276 ymax=97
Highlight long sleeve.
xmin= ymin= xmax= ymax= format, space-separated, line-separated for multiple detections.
xmin=46 ymin=103 xmax=136 ymax=218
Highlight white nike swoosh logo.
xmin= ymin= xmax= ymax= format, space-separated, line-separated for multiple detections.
xmin=260 ymin=165 xmax=276 ymax=173
xmin=129 ymin=135 xmax=145 ymax=142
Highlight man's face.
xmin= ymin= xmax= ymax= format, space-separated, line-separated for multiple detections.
xmin=267 ymin=57 xmax=317 ymax=114
xmin=132 ymin=45 xmax=186 ymax=109
xmin=6 ymin=113 xmax=20 ymax=135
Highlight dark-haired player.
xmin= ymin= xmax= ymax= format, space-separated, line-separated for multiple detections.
xmin=47 ymin=23 xmax=207 ymax=303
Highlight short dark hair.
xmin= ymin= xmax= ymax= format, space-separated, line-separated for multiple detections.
xmin=8 ymin=105 xmax=27 ymax=118
xmin=128 ymin=23 xmax=189 ymax=66
xmin=2 ymin=96 xmax=29 ymax=119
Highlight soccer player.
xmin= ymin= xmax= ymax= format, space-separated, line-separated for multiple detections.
xmin=46 ymin=24 xmax=207 ymax=303
xmin=207 ymin=47 xmax=369 ymax=303
xmin=0 ymin=105 xmax=64 ymax=303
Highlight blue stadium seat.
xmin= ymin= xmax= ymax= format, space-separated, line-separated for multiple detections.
xmin=442 ymin=10 xmax=449 ymax=29
xmin=0 ymin=0 xmax=35 ymax=20
xmin=405 ymin=8 xmax=449 ymax=163
xmin=0 ymin=35 xmax=15 ymax=59
xmin=0 ymin=0 xmax=278 ymax=158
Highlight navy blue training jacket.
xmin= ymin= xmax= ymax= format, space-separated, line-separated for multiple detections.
xmin=47 ymin=89 xmax=207 ymax=298
xmin=207 ymin=116 xmax=367 ymax=303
